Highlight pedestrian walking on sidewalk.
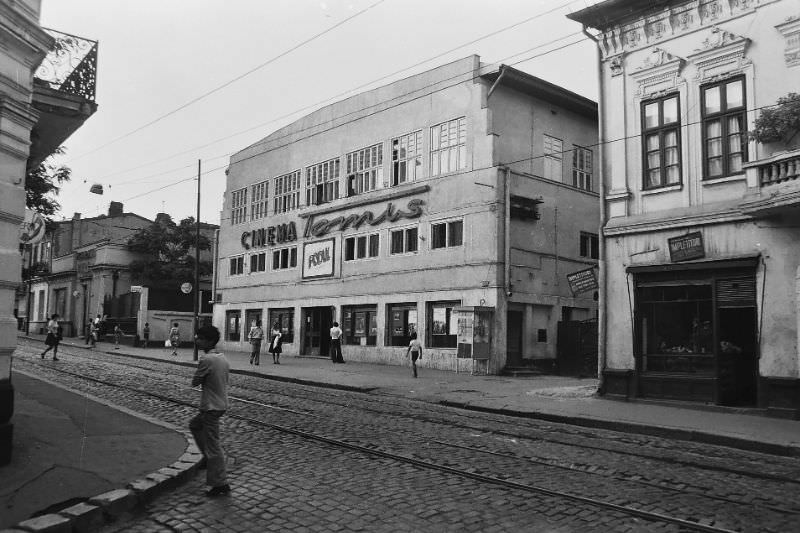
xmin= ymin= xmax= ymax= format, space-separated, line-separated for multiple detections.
xmin=248 ymin=320 xmax=264 ymax=365
xmin=407 ymin=331 xmax=423 ymax=378
xmin=329 ymin=321 xmax=344 ymax=363
xmin=142 ymin=322 xmax=150 ymax=348
xmin=113 ymin=324 xmax=123 ymax=349
xmin=41 ymin=313 xmax=61 ymax=361
xmin=189 ymin=325 xmax=231 ymax=497
xmin=169 ymin=322 xmax=180 ymax=356
xmin=88 ymin=320 xmax=98 ymax=348
xmin=86 ymin=314 xmax=101 ymax=345
xmin=268 ymin=322 xmax=282 ymax=364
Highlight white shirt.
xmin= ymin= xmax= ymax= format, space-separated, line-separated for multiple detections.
xmin=330 ymin=326 xmax=343 ymax=340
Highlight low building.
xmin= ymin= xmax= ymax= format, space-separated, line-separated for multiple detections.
xmin=214 ymin=56 xmax=599 ymax=374
xmin=568 ymin=0 xmax=800 ymax=415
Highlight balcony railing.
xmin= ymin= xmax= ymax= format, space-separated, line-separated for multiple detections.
xmin=747 ymin=149 xmax=800 ymax=186
xmin=34 ymin=28 xmax=98 ymax=102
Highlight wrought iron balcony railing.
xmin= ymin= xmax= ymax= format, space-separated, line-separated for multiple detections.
xmin=34 ymin=28 xmax=98 ymax=102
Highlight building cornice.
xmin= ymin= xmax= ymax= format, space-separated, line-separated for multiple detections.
xmin=604 ymin=207 xmax=750 ymax=236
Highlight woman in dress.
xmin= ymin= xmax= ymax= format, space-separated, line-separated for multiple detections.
xmin=41 ymin=313 xmax=61 ymax=361
xmin=169 ymin=322 xmax=180 ymax=356
xmin=268 ymin=322 xmax=282 ymax=364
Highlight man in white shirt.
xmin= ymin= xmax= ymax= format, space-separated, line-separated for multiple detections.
xmin=329 ymin=321 xmax=344 ymax=364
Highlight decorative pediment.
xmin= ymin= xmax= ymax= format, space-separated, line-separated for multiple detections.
xmin=775 ymin=15 xmax=800 ymax=67
xmin=688 ymin=27 xmax=750 ymax=80
xmin=631 ymin=48 xmax=685 ymax=96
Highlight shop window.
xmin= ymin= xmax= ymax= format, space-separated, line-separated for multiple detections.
xmin=245 ymin=309 xmax=262 ymax=332
xmin=572 ymin=146 xmax=593 ymax=191
xmin=53 ymin=288 xmax=67 ymax=319
xmin=268 ymin=308 xmax=294 ymax=343
xmin=346 ymin=143 xmax=383 ymax=196
xmin=229 ymin=255 xmax=245 ymax=276
xmin=344 ymin=233 xmax=379 ymax=261
xmin=306 ymin=157 xmax=340 ymax=205
xmin=431 ymin=219 xmax=463 ymax=249
xmin=639 ymin=284 xmax=714 ymax=374
xmin=390 ymin=226 xmax=418 ymax=255
xmin=430 ymin=117 xmax=466 ymax=176
xmin=427 ymin=301 xmax=459 ymax=348
xmin=702 ymin=77 xmax=747 ymax=179
xmin=392 ymin=130 xmax=422 ymax=185
xmin=250 ymin=252 xmax=267 ymax=273
xmin=250 ymin=180 xmax=269 ymax=220
xmin=543 ymin=135 xmax=563 ymax=181
xmin=231 ymin=188 xmax=247 ymax=225
xmin=387 ymin=303 xmax=418 ymax=346
xmin=272 ymin=246 xmax=297 ymax=270
xmin=274 ymin=170 xmax=301 ymax=214
xmin=226 ymin=310 xmax=241 ymax=342
xmin=343 ymin=305 xmax=377 ymax=346
xmin=579 ymin=232 xmax=599 ymax=259
xmin=642 ymin=94 xmax=681 ymax=189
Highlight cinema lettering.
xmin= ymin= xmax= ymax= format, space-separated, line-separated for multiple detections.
xmin=302 ymin=199 xmax=424 ymax=238
xmin=241 ymin=222 xmax=298 ymax=250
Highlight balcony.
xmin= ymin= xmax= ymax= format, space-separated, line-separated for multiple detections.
xmin=29 ymin=28 xmax=98 ymax=169
xmin=740 ymin=149 xmax=800 ymax=217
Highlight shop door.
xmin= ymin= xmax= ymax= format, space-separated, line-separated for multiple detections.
xmin=302 ymin=307 xmax=333 ymax=357
xmin=506 ymin=310 xmax=523 ymax=366
xmin=716 ymin=277 xmax=758 ymax=406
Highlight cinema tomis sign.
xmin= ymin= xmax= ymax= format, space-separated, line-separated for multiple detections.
xmin=240 ymin=198 xmax=425 ymax=250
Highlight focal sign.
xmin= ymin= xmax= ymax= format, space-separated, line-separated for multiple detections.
xmin=302 ymin=238 xmax=335 ymax=279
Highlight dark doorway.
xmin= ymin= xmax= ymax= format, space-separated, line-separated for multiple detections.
xmin=506 ymin=310 xmax=523 ymax=366
xmin=717 ymin=306 xmax=758 ymax=406
xmin=302 ymin=307 xmax=333 ymax=357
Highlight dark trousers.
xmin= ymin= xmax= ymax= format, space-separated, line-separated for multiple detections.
xmin=411 ymin=351 xmax=419 ymax=377
xmin=250 ymin=340 xmax=261 ymax=364
xmin=330 ymin=338 xmax=343 ymax=363
xmin=189 ymin=410 xmax=227 ymax=487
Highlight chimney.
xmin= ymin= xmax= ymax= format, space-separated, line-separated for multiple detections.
xmin=72 ymin=212 xmax=81 ymax=220
xmin=108 ymin=201 xmax=123 ymax=217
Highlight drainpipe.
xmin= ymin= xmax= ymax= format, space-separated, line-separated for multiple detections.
xmin=582 ymin=25 xmax=608 ymax=392
xmin=211 ymin=228 xmax=220 ymax=304
xmin=503 ymin=167 xmax=511 ymax=299
xmin=488 ymin=65 xmax=507 ymax=99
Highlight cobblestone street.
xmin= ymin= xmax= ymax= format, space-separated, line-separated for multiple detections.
xmin=10 ymin=340 xmax=800 ymax=532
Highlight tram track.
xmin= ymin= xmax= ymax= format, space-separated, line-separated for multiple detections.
xmin=15 ymin=344 xmax=800 ymax=532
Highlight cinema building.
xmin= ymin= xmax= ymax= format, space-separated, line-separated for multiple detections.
xmin=214 ymin=56 xmax=599 ymax=374
xmin=569 ymin=0 xmax=800 ymax=414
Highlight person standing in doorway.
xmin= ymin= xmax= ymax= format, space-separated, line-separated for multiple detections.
xmin=330 ymin=321 xmax=344 ymax=364
xmin=248 ymin=320 xmax=264 ymax=365
xmin=189 ymin=325 xmax=231 ymax=497
xmin=41 ymin=313 xmax=61 ymax=360
xmin=142 ymin=322 xmax=150 ymax=348
xmin=268 ymin=322 xmax=282 ymax=364
xmin=169 ymin=322 xmax=180 ymax=356
xmin=407 ymin=331 xmax=423 ymax=378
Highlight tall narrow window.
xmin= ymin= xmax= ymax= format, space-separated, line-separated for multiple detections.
xmin=543 ymin=135 xmax=563 ymax=181
xmin=250 ymin=180 xmax=269 ymax=220
xmin=579 ymin=232 xmax=599 ymax=259
xmin=430 ymin=117 xmax=466 ymax=176
xmin=231 ymin=188 xmax=247 ymax=225
xmin=346 ymin=143 xmax=383 ymax=196
xmin=572 ymin=146 xmax=593 ymax=191
xmin=702 ymin=77 xmax=747 ymax=179
xmin=273 ymin=170 xmax=301 ymax=214
xmin=392 ymin=131 xmax=422 ymax=185
xmin=642 ymin=94 xmax=681 ymax=189
xmin=306 ymin=158 xmax=340 ymax=205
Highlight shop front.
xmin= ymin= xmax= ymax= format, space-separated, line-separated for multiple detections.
xmin=630 ymin=257 xmax=759 ymax=406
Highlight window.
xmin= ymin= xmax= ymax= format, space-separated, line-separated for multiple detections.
xmin=306 ymin=158 xmax=340 ymax=205
xmin=543 ymin=135 xmax=563 ymax=181
xmin=346 ymin=143 xmax=383 ymax=196
xmin=430 ymin=117 xmax=466 ymax=176
xmin=579 ymin=232 xmax=599 ymax=259
xmin=344 ymin=233 xmax=379 ymax=261
xmin=37 ymin=289 xmax=45 ymax=321
xmin=272 ymin=246 xmax=298 ymax=270
xmin=274 ymin=170 xmax=301 ymax=214
xmin=431 ymin=219 xmax=463 ymax=249
xmin=250 ymin=180 xmax=269 ymax=220
xmin=387 ymin=303 xmax=417 ymax=346
xmin=428 ymin=301 xmax=459 ymax=348
xmin=231 ymin=188 xmax=247 ymax=225
xmin=642 ymin=94 xmax=681 ymax=189
xmin=392 ymin=131 xmax=422 ymax=185
xmin=537 ymin=329 xmax=548 ymax=342
xmin=229 ymin=255 xmax=244 ymax=276
xmin=572 ymin=146 xmax=593 ymax=191
xmin=390 ymin=226 xmax=419 ymax=255
xmin=268 ymin=308 xmax=294 ymax=344
xmin=250 ymin=252 xmax=267 ymax=273
xmin=245 ymin=309 xmax=262 ymax=332
xmin=53 ymin=288 xmax=66 ymax=319
xmin=225 ymin=310 xmax=241 ymax=342
xmin=702 ymin=77 xmax=747 ymax=178
xmin=343 ymin=305 xmax=377 ymax=346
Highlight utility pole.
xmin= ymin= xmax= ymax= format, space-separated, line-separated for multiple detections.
xmin=193 ymin=159 xmax=201 ymax=361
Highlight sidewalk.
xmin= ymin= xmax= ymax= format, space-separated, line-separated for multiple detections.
xmin=24 ymin=333 xmax=800 ymax=457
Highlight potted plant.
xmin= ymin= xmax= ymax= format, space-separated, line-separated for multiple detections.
xmin=750 ymin=92 xmax=800 ymax=145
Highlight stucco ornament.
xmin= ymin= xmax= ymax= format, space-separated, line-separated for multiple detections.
xmin=609 ymin=55 xmax=624 ymax=76
xmin=688 ymin=26 xmax=750 ymax=81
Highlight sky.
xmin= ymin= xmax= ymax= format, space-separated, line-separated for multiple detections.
xmin=39 ymin=0 xmax=600 ymax=226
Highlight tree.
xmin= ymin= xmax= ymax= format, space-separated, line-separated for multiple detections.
xmin=25 ymin=147 xmax=71 ymax=231
xmin=127 ymin=214 xmax=212 ymax=287
xmin=750 ymin=93 xmax=800 ymax=144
